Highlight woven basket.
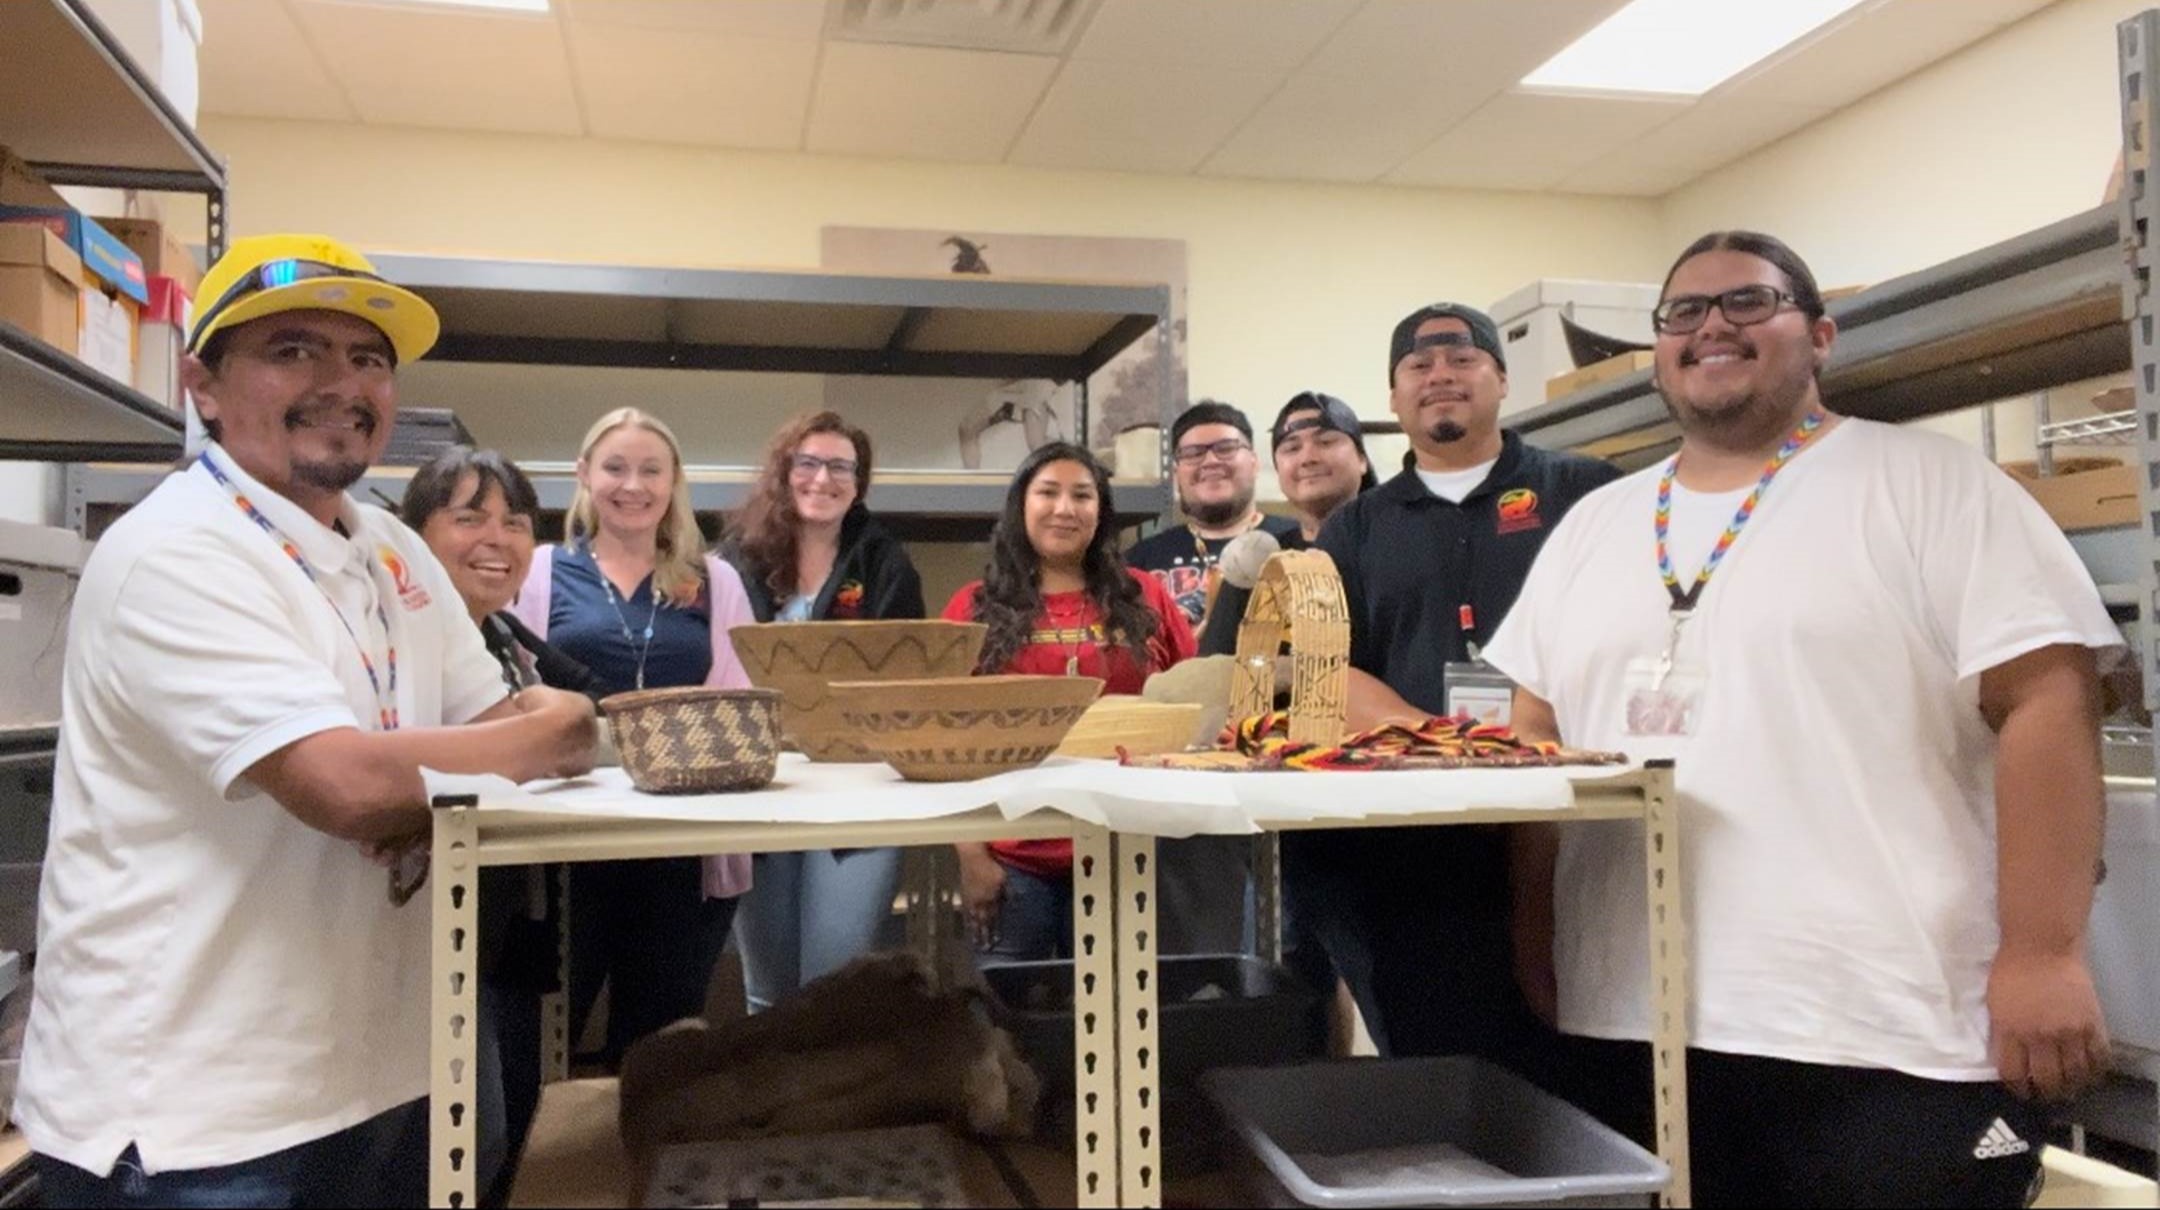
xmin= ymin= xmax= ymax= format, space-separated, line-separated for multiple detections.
xmin=729 ymin=621 xmax=989 ymax=762
xmin=833 ymin=675 xmax=1102 ymax=782
xmin=600 ymin=687 xmax=783 ymax=794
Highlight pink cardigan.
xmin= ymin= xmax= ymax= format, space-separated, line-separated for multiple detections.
xmin=512 ymin=544 xmax=755 ymax=899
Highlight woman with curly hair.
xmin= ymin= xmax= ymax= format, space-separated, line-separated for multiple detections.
xmin=941 ymin=442 xmax=1195 ymax=962
xmin=722 ymin=411 xmax=925 ymax=1013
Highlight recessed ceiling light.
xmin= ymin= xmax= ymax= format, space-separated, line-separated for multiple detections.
xmin=1521 ymin=0 xmax=1872 ymax=97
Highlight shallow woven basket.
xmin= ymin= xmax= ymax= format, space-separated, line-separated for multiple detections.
xmin=832 ymin=675 xmax=1102 ymax=782
xmin=600 ymin=687 xmax=783 ymax=794
xmin=1055 ymin=696 xmax=1206 ymax=759
xmin=729 ymin=621 xmax=989 ymax=763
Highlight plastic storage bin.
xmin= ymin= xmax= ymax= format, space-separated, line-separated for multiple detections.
xmin=983 ymin=953 xmax=1322 ymax=1171
xmin=1203 ymin=1056 xmax=1669 ymax=1208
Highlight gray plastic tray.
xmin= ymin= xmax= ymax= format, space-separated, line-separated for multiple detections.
xmin=1202 ymin=1056 xmax=1670 ymax=1208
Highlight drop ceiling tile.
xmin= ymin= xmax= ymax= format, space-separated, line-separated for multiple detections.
xmin=1723 ymin=2 xmax=2000 ymax=110
xmin=1303 ymin=0 xmax=1628 ymax=87
xmin=198 ymin=0 xmax=355 ymax=121
xmin=557 ymin=0 xmax=827 ymax=39
xmin=807 ymin=43 xmax=1059 ymax=163
xmin=1009 ymin=58 xmax=1278 ymax=173
xmin=1385 ymin=91 xmax=1690 ymax=191
xmin=1554 ymin=157 xmax=1698 ymax=197
xmin=1201 ymin=70 xmax=1499 ymax=182
xmin=1070 ymin=0 xmax=1359 ymax=70
xmin=291 ymin=1 xmax=583 ymax=135
xmin=566 ymin=22 xmax=814 ymax=149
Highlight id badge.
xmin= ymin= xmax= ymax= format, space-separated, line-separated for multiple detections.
xmin=1624 ymin=656 xmax=1705 ymax=738
xmin=1444 ymin=662 xmax=1514 ymax=727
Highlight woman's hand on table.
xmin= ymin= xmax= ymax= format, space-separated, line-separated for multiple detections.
xmin=956 ymin=843 xmax=1007 ymax=948
xmin=514 ymin=686 xmax=600 ymax=780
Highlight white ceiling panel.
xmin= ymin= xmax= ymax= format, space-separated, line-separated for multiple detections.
xmin=1070 ymin=0 xmax=1360 ymax=70
xmin=1553 ymin=157 xmax=1699 ymax=198
xmin=1201 ymin=70 xmax=1501 ymax=182
xmin=290 ymin=1 xmax=583 ymax=135
xmin=1724 ymin=1 xmax=2001 ymax=110
xmin=197 ymin=0 xmax=354 ymax=122
xmin=557 ymin=0 xmax=828 ymax=40
xmin=807 ymin=43 xmax=1059 ymax=163
xmin=1302 ymin=0 xmax=1628 ymax=86
xmin=1387 ymin=91 xmax=1689 ymax=191
xmin=1561 ymin=100 xmax=1825 ymax=194
xmin=565 ymin=22 xmax=815 ymax=149
xmin=1011 ymin=58 xmax=1279 ymax=173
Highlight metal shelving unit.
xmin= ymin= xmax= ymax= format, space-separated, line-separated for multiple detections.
xmin=1511 ymin=205 xmax=2128 ymax=466
xmin=0 ymin=0 xmax=224 ymax=465
xmin=429 ymin=763 xmax=1682 ymax=1210
xmin=65 ymin=255 xmax=1178 ymax=537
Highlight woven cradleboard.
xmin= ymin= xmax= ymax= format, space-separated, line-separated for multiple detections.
xmin=1229 ymin=548 xmax=1352 ymax=748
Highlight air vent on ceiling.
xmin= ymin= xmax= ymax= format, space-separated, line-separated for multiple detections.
xmin=826 ymin=0 xmax=1103 ymax=56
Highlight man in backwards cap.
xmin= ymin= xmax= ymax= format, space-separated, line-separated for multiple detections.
xmin=1286 ymin=302 xmax=1619 ymax=1063
xmin=1269 ymin=390 xmax=1377 ymax=544
xmin=18 ymin=235 xmax=597 ymax=1207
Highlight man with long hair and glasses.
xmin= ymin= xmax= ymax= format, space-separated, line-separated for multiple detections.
xmin=18 ymin=236 xmax=597 ymax=1208
xmin=1487 ymin=231 xmax=2117 ymax=1205
xmin=942 ymin=443 xmax=1195 ymax=962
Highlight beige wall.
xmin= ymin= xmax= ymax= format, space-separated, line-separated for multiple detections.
xmin=188 ymin=116 xmax=1666 ymax=478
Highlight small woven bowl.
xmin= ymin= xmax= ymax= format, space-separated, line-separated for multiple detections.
xmin=599 ymin=687 xmax=783 ymax=794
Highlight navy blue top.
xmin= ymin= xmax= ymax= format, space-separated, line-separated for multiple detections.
xmin=547 ymin=544 xmax=713 ymax=696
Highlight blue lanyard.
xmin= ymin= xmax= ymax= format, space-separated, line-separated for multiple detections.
xmin=198 ymin=453 xmax=401 ymax=731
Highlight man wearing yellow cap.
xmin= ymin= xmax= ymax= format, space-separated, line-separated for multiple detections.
xmin=16 ymin=235 xmax=599 ymax=1207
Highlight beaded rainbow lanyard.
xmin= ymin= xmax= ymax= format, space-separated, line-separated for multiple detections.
xmin=1654 ymin=410 xmax=1826 ymax=614
xmin=198 ymin=453 xmax=400 ymax=731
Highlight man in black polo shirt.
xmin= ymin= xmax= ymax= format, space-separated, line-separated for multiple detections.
xmin=1292 ymin=302 xmax=1619 ymax=1061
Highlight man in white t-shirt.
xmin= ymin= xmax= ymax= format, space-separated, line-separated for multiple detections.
xmin=17 ymin=235 xmax=598 ymax=1208
xmin=1485 ymin=231 xmax=2117 ymax=1206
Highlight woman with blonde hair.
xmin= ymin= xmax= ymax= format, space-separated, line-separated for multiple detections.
xmin=511 ymin=407 xmax=756 ymax=1065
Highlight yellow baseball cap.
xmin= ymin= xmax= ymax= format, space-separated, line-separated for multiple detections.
xmin=188 ymin=234 xmax=440 ymax=365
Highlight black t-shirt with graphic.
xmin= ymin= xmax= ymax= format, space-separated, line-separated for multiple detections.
xmin=1124 ymin=513 xmax=1306 ymax=627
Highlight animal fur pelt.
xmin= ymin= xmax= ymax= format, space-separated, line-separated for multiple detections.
xmin=618 ymin=950 xmax=1040 ymax=1171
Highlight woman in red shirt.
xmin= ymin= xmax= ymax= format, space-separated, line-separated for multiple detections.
xmin=942 ymin=442 xmax=1195 ymax=961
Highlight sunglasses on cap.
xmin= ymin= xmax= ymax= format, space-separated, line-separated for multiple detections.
xmin=190 ymin=258 xmax=394 ymax=353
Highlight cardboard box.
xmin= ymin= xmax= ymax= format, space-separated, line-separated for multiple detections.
xmin=78 ymin=287 xmax=140 ymax=387
xmin=0 ymin=148 xmax=65 ymax=210
xmin=136 ymin=275 xmax=190 ymax=409
xmin=97 ymin=216 xmax=200 ymax=295
xmin=1545 ymin=349 xmax=1656 ymax=402
xmin=0 ymin=225 xmax=87 ymax=353
xmin=0 ymin=207 xmax=150 ymax=304
xmin=1491 ymin=277 xmax=1659 ymax=417
xmin=2015 ymin=462 xmax=2140 ymax=532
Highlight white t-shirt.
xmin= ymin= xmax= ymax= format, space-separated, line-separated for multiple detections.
xmin=16 ymin=446 xmax=508 ymax=1175
xmin=1414 ymin=457 xmax=1499 ymax=504
xmin=1484 ymin=419 xmax=2120 ymax=1079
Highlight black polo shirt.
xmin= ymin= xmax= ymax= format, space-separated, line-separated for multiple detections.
xmin=1316 ymin=431 xmax=1621 ymax=715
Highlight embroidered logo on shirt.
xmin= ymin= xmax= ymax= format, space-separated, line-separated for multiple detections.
xmin=831 ymin=580 xmax=865 ymax=619
xmin=1972 ymin=1119 xmax=2030 ymax=1160
xmin=378 ymin=546 xmax=433 ymax=611
xmin=1496 ymin=488 xmax=1543 ymax=535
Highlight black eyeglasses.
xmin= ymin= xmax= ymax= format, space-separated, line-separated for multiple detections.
xmin=1173 ymin=438 xmax=1252 ymax=466
xmin=790 ymin=454 xmax=859 ymax=480
xmin=1652 ymin=285 xmax=1802 ymax=335
xmin=190 ymin=258 xmax=393 ymax=351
